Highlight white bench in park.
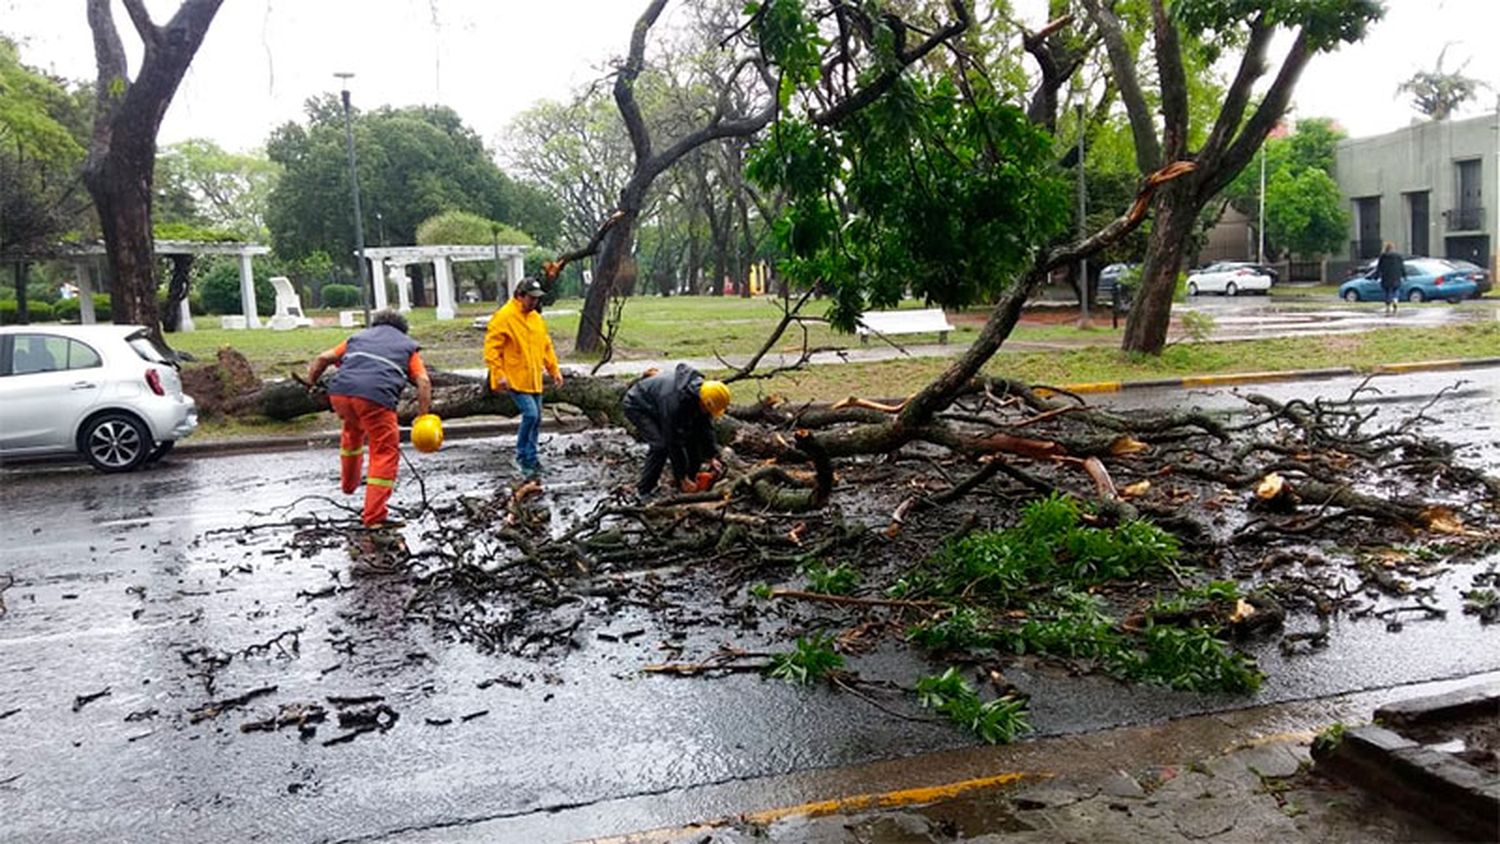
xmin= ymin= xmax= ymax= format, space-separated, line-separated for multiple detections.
xmin=856 ymin=308 xmax=955 ymax=345
xmin=267 ymin=276 xmax=313 ymax=330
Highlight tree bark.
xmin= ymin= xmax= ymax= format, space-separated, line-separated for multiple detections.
xmin=82 ymin=0 xmax=224 ymax=346
xmin=1121 ymin=184 xmax=1196 ymax=353
xmin=577 ymin=208 xmax=640 ymax=353
xmin=162 ymin=254 xmax=193 ymax=332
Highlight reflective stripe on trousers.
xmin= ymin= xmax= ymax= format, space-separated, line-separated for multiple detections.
xmin=329 ymin=394 xmax=400 ymax=526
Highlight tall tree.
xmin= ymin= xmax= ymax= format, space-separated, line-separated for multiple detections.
xmin=556 ymin=0 xmax=974 ymax=354
xmin=1082 ymin=0 xmax=1382 ymax=354
xmin=266 ymin=101 xmax=556 ymax=275
xmin=83 ymin=0 xmax=224 ymax=343
xmin=1222 ymin=117 xmax=1349 ymax=259
xmin=0 ymin=35 xmax=94 ymax=322
xmin=155 ymin=138 xmax=281 ymax=239
xmin=1398 ymin=46 xmax=1488 ymax=121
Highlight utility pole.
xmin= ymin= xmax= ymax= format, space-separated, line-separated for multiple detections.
xmin=336 ymin=72 xmax=372 ymax=324
xmin=1077 ymin=99 xmax=1089 ymax=325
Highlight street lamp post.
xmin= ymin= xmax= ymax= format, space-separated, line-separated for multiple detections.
xmin=336 ymin=72 xmax=372 ymax=324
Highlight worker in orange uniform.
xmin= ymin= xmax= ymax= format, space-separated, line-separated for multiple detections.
xmin=483 ymin=277 xmax=563 ymax=481
xmin=307 ymin=309 xmax=432 ymax=527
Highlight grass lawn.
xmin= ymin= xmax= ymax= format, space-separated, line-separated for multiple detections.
xmin=166 ymin=297 xmax=1499 ymax=407
xmin=732 ymin=322 xmax=1500 ymax=403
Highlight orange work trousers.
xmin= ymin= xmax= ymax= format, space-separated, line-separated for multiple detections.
xmin=329 ymin=394 xmax=400 ymax=526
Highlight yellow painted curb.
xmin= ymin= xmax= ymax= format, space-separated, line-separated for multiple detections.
xmin=582 ymin=770 xmax=1034 ymax=843
xmin=739 ymin=770 xmax=1031 ymax=826
xmin=1042 ymin=382 xmax=1122 ymax=395
xmin=1179 ymin=370 xmax=1308 ymax=388
xmin=1372 ymin=359 xmax=1466 ymax=374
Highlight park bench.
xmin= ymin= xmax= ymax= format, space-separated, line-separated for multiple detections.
xmin=856 ymin=307 xmax=955 ymax=345
xmin=267 ymin=276 xmax=313 ymax=330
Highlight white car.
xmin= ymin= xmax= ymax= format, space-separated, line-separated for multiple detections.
xmin=0 ymin=324 xmax=198 ymax=472
xmin=1186 ymin=262 xmax=1275 ymax=296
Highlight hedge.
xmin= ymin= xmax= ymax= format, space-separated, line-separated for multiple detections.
xmin=320 ymin=284 xmax=361 ymax=308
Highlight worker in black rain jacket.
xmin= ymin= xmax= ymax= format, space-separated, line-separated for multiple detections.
xmin=621 ymin=363 xmax=731 ymax=499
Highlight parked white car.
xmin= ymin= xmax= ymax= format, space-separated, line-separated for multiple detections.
xmin=1186 ymin=262 xmax=1275 ymax=296
xmin=0 ymin=325 xmax=198 ymax=472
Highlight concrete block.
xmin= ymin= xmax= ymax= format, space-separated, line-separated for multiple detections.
xmin=1374 ymin=683 xmax=1500 ymax=728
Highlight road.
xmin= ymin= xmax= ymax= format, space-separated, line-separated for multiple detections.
xmin=1 ymin=367 xmax=1497 ymax=842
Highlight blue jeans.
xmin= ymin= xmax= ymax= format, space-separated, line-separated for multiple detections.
xmin=513 ymin=392 xmax=542 ymax=472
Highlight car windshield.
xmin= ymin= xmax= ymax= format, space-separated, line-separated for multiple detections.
xmin=126 ymin=331 xmax=174 ymax=365
xmin=1406 ymin=259 xmax=1452 ymax=276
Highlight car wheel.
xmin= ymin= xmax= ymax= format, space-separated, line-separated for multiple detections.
xmin=80 ymin=412 xmax=151 ymax=473
xmin=1342 ymin=289 xmax=1360 ymax=302
xmin=1225 ymin=281 xmax=1239 ymax=297
xmin=1187 ymin=282 xmax=1199 ymax=296
xmin=1407 ymin=288 xmax=1425 ymax=303
xmin=145 ymin=440 xmax=176 ymax=464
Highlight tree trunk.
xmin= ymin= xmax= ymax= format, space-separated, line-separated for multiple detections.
xmin=162 ymin=254 xmax=194 ymax=332
xmin=83 ymin=0 xmax=225 ymax=347
xmin=576 ymin=209 xmax=639 ymax=354
xmin=1122 ymin=186 xmax=1196 ymax=354
xmin=89 ymin=163 xmax=161 ymax=342
xmin=410 ymin=265 xmax=427 ymax=307
xmin=13 ymin=263 xmax=29 ymax=324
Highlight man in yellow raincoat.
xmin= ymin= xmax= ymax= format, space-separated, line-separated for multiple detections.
xmin=483 ymin=277 xmax=563 ymax=480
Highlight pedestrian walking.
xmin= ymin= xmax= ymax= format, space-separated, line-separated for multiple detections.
xmin=307 ymin=309 xmax=432 ymax=528
xmin=1376 ymin=241 xmax=1404 ymax=315
xmin=621 ymin=363 xmax=731 ymax=499
xmin=483 ymin=277 xmax=563 ymax=481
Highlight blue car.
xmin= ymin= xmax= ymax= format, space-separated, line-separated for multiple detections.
xmin=1338 ymin=257 xmax=1480 ymax=303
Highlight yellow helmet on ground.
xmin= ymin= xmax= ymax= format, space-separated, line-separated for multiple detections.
xmin=412 ymin=414 xmax=444 ymax=453
xmin=699 ymin=380 xmax=731 ymax=418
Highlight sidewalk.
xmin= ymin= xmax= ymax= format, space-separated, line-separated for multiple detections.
xmin=579 ymin=674 xmax=1499 ymax=844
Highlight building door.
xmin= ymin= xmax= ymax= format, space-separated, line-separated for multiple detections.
xmin=1455 ymin=159 xmax=1482 ymax=230
xmin=1407 ymin=191 xmax=1429 ymax=256
xmin=1444 ymin=235 xmax=1489 ymax=266
xmin=1355 ymin=197 xmax=1381 ymax=258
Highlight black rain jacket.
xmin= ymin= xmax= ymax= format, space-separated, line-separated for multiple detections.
xmin=622 ymin=363 xmax=718 ymax=458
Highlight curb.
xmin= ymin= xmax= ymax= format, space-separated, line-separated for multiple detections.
xmin=1312 ymin=683 xmax=1500 ymax=841
xmin=1053 ymin=356 xmax=1500 ymax=394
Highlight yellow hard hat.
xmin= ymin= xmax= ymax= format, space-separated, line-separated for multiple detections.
xmin=412 ymin=414 xmax=444 ymax=453
xmin=699 ymin=380 xmax=731 ymax=418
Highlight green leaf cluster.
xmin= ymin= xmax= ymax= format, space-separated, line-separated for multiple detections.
xmin=747 ymin=75 xmax=1069 ymax=331
xmin=801 ymin=561 xmax=859 ymax=595
xmin=767 ymin=633 xmax=844 ymax=685
xmin=1171 ymin=0 xmax=1384 ymax=53
xmin=915 ymin=667 xmax=1030 ymax=745
xmin=920 ymin=493 xmax=1180 ymax=600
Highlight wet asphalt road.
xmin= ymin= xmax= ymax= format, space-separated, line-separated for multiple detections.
xmin=1 ymin=367 xmax=1498 ymax=842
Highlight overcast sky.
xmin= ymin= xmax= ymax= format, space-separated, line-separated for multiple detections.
xmin=3 ymin=0 xmax=1498 ymax=155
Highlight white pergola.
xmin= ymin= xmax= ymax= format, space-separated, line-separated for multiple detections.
xmin=362 ymin=244 xmax=528 ymax=320
xmin=63 ymin=240 xmax=271 ymax=330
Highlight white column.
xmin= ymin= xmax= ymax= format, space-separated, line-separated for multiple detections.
xmin=370 ymin=257 xmax=389 ymax=311
xmin=74 ymin=261 xmax=96 ymax=324
xmin=178 ymin=298 xmax=196 ymax=332
xmin=433 ymin=257 xmax=456 ymax=320
xmin=391 ymin=264 xmax=411 ymax=312
xmin=507 ymin=253 xmax=526 ymax=299
xmin=239 ymin=252 xmax=262 ymax=328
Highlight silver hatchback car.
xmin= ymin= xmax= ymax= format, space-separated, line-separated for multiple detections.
xmin=0 ymin=324 xmax=198 ymax=472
